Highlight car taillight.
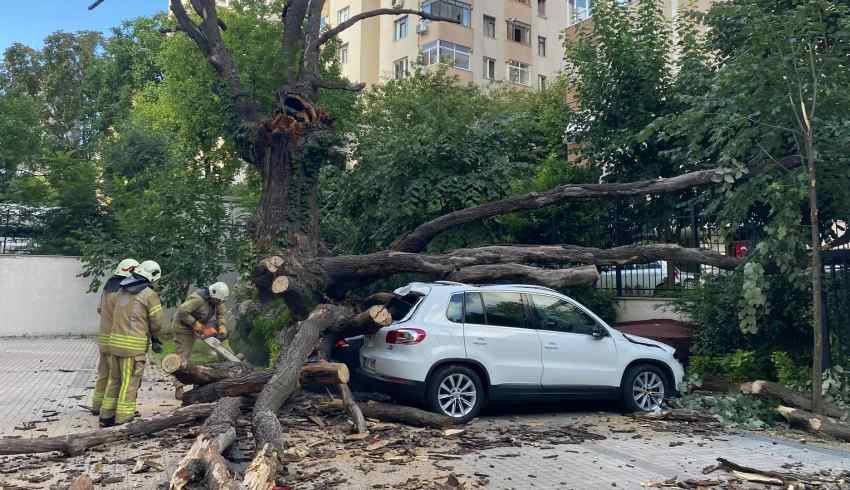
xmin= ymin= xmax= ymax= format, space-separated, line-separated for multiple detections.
xmin=335 ymin=339 xmax=349 ymax=349
xmin=385 ymin=328 xmax=426 ymax=345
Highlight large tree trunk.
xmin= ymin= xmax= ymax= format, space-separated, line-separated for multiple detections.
xmin=0 ymin=403 xmax=216 ymax=456
xmin=776 ymin=406 xmax=850 ymax=442
xmin=740 ymin=380 xmax=847 ymax=420
xmin=251 ymin=304 xmax=353 ymax=453
xmin=169 ymin=397 xmax=243 ymax=490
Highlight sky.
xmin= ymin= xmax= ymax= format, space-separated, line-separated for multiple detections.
xmin=0 ymin=0 xmax=165 ymax=51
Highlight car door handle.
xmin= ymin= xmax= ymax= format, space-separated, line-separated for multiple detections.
xmin=472 ymin=338 xmax=487 ymax=346
xmin=544 ymin=342 xmax=558 ymax=350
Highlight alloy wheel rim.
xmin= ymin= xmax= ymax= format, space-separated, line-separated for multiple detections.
xmin=632 ymin=371 xmax=665 ymax=411
xmin=437 ymin=373 xmax=477 ymax=418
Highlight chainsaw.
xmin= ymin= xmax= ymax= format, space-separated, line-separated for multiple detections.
xmin=195 ymin=324 xmax=242 ymax=363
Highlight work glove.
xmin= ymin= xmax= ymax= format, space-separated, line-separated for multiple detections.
xmin=216 ymin=325 xmax=228 ymax=340
xmin=192 ymin=320 xmax=206 ymax=335
xmin=151 ymin=337 xmax=163 ymax=354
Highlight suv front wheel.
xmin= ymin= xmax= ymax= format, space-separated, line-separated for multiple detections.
xmin=427 ymin=364 xmax=484 ymax=423
xmin=622 ymin=364 xmax=668 ymax=412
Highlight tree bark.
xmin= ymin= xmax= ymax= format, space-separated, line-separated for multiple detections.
xmin=252 ymin=304 xmax=354 ymax=452
xmin=740 ymin=380 xmax=847 ymax=420
xmin=169 ymin=397 xmax=243 ymax=490
xmin=0 ymin=403 xmax=216 ymax=456
xmin=181 ymin=363 xmax=351 ymax=405
xmin=323 ymin=400 xmax=460 ymax=429
xmin=448 ymin=263 xmax=599 ymax=289
xmin=164 ymin=361 xmax=255 ymax=386
xmin=776 ymin=406 xmax=850 ymax=442
xmin=241 ymin=443 xmax=278 ymax=490
xmin=391 ymin=169 xmax=728 ymax=253
xmin=338 ymin=383 xmax=368 ymax=435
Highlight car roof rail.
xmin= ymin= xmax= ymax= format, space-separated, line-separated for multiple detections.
xmin=433 ymin=280 xmax=468 ymax=286
xmin=478 ymin=284 xmax=559 ymax=293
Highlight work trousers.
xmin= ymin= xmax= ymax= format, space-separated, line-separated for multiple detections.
xmin=99 ymin=354 xmax=146 ymax=424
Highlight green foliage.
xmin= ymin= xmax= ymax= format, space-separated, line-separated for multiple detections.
xmin=560 ymin=285 xmax=617 ymax=326
xmin=689 ymin=350 xmax=773 ymax=384
xmin=771 ymin=351 xmax=810 ymax=390
xmin=321 ymin=69 xmax=574 ymax=254
xmin=232 ymin=298 xmax=292 ymax=367
xmin=675 ymin=393 xmax=781 ymax=429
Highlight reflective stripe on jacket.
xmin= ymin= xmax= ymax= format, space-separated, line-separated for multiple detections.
xmin=110 ymin=286 xmax=165 ymax=356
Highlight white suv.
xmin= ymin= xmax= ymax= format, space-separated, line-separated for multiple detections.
xmin=359 ymin=282 xmax=684 ymax=422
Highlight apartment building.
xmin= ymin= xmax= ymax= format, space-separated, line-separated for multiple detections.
xmin=324 ymin=0 xmax=568 ymax=89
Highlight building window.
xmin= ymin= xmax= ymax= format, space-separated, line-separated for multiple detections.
xmin=507 ymin=60 xmax=530 ymax=85
xmin=538 ymin=36 xmax=546 ymax=56
xmin=393 ymin=57 xmax=409 ymax=79
xmin=320 ymin=16 xmax=328 ymax=30
xmin=538 ymin=0 xmax=547 ymax=16
xmin=538 ymin=74 xmax=547 ymax=89
xmin=394 ymin=16 xmax=408 ymax=40
xmin=339 ymin=43 xmax=349 ymax=64
xmin=484 ymin=57 xmax=496 ymax=80
xmin=483 ymin=15 xmax=496 ymax=38
xmin=507 ymin=20 xmax=531 ymax=45
xmin=422 ymin=0 xmax=471 ymax=27
xmin=337 ymin=6 xmax=350 ymax=24
xmin=570 ymin=0 xmax=590 ymax=23
xmin=421 ymin=40 xmax=471 ymax=70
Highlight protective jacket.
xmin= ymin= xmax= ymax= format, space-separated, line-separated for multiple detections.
xmin=97 ymin=275 xmax=123 ymax=354
xmin=110 ymin=278 xmax=165 ymax=356
xmin=173 ymin=288 xmax=229 ymax=332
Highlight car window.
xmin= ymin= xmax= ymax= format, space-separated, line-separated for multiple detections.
xmin=481 ymin=292 xmax=526 ymax=329
xmin=464 ymin=292 xmax=486 ymax=324
xmin=530 ymin=294 xmax=598 ymax=335
xmin=446 ymin=293 xmax=464 ymax=323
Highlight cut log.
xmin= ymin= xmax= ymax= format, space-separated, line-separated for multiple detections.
xmin=241 ymin=443 xmax=278 ymax=490
xmin=182 ymin=372 xmax=273 ymax=405
xmin=740 ymin=380 xmax=847 ymax=419
xmin=161 ymin=354 xmax=184 ymax=375
xmin=332 ymin=305 xmax=393 ymax=338
xmin=776 ymin=405 xmax=850 ymax=442
xmin=338 ymin=383 xmax=367 ymax=434
xmin=299 ymin=362 xmax=350 ymax=385
xmin=324 ymin=399 xmax=460 ymax=429
xmin=634 ymin=409 xmax=717 ymax=423
xmin=181 ymin=362 xmax=350 ymax=405
xmin=268 ymin=275 xmax=315 ymax=318
xmin=164 ymin=360 xmax=256 ymax=385
xmin=252 ymin=304 xmax=354 ymax=452
xmin=0 ymin=403 xmax=215 ymax=456
xmin=170 ymin=397 xmax=243 ymax=490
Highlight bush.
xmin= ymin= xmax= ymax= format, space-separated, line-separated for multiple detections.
xmin=688 ymin=349 xmax=773 ymax=383
xmin=232 ymin=298 xmax=292 ymax=367
xmin=770 ymin=351 xmax=810 ymax=389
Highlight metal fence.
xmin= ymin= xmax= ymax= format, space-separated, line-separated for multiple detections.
xmin=822 ymin=250 xmax=850 ymax=367
xmin=592 ymin=204 xmax=754 ymax=297
xmin=0 ymin=205 xmax=49 ymax=255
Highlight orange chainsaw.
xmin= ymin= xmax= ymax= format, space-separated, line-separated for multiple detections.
xmin=193 ymin=321 xmax=241 ymax=363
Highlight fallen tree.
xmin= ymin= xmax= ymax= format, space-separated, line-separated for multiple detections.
xmin=776 ymin=405 xmax=850 ymax=442
xmin=323 ymin=399 xmax=459 ymax=429
xmin=169 ymin=397 xmax=243 ymax=490
xmin=0 ymin=403 xmax=216 ymax=456
xmin=741 ymin=380 xmax=847 ymax=420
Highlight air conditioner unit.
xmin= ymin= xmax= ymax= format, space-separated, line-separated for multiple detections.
xmin=417 ymin=20 xmax=429 ymax=34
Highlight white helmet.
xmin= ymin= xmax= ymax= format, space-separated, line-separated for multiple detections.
xmin=135 ymin=260 xmax=162 ymax=283
xmin=114 ymin=258 xmax=139 ymax=278
xmin=209 ymin=282 xmax=230 ymax=301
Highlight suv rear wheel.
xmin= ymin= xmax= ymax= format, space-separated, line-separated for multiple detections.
xmin=622 ymin=364 xmax=668 ymax=412
xmin=427 ymin=364 xmax=484 ymax=423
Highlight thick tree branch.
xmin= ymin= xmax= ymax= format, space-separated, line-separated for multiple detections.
xmin=391 ymin=168 xmax=728 ymax=253
xmin=310 ymin=243 xmax=740 ymax=296
xmin=448 ymin=264 xmax=600 ymax=289
xmin=169 ymin=0 xmax=259 ymax=124
xmin=318 ymin=9 xmax=462 ymax=45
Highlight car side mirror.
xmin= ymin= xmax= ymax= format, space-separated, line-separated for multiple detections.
xmin=591 ymin=325 xmax=607 ymax=339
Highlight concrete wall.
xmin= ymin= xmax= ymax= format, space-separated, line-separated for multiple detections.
xmin=614 ymin=297 xmax=690 ymax=324
xmin=0 ymin=256 xmax=100 ymax=337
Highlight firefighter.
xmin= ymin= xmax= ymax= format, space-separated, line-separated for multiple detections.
xmin=172 ymin=281 xmax=230 ymax=399
xmin=99 ymin=260 xmax=165 ymax=426
xmin=91 ymin=258 xmax=138 ymax=415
